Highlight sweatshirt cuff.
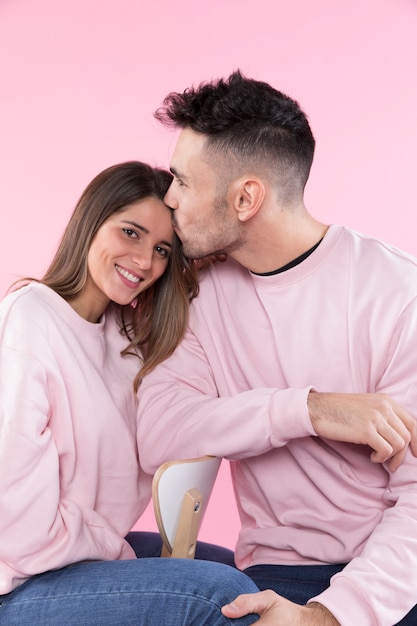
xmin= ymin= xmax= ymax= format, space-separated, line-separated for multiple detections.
xmin=309 ymin=577 xmax=376 ymax=626
xmin=269 ymin=386 xmax=316 ymax=444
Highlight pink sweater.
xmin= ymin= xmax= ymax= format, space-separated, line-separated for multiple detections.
xmin=0 ymin=283 xmax=149 ymax=594
xmin=138 ymin=225 xmax=417 ymax=626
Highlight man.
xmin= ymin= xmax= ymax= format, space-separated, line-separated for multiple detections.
xmin=137 ymin=71 xmax=417 ymax=625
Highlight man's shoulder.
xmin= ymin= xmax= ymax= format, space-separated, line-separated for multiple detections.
xmin=339 ymin=227 xmax=417 ymax=307
xmin=341 ymin=226 xmax=417 ymax=270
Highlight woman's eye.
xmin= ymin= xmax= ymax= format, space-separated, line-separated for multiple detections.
xmin=123 ymin=228 xmax=138 ymax=238
xmin=155 ymin=246 xmax=170 ymax=259
xmin=176 ymin=177 xmax=185 ymax=187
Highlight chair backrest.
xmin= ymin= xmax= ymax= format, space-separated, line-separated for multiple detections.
xmin=152 ymin=456 xmax=221 ymax=558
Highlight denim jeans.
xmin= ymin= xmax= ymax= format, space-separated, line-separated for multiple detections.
xmin=126 ymin=531 xmax=236 ymax=566
xmin=244 ymin=563 xmax=417 ymax=625
xmin=0 ymin=533 xmax=259 ymax=625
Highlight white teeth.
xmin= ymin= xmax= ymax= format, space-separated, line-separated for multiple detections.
xmin=116 ymin=265 xmax=140 ymax=283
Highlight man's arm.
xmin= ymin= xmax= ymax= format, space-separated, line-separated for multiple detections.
xmin=308 ymin=391 xmax=417 ymax=471
xmin=138 ymin=327 xmax=417 ymax=473
xmin=222 ymin=592 xmax=340 ymax=625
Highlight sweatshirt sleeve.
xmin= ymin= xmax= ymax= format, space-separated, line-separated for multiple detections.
xmin=137 ymin=325 xmax=315 ymax=474
xmin=310 ymin=454 xmax=417 ymax=626
xmin=310 ymin=299 xmax=417 ymax=626
xmin=0 ymin=346 xmax=132 ymax=594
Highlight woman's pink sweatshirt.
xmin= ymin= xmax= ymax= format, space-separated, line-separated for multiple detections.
xmin=138 ymin=225 xmax=417 ymax=626
xmin=0 ymin=283 xmax=149 ymax=594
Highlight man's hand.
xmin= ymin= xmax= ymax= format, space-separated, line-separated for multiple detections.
xmin=222 ymin=591 xmax=340 ymax=625
xmin=308 ymin=392 xmax=417 ymax=471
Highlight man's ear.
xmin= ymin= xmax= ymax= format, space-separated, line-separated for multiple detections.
xmin=231 ymin=177 xmax=265 ymax=222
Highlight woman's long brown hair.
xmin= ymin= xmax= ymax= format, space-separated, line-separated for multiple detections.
xmin=38 ymin=161 xmax=199 ymax=391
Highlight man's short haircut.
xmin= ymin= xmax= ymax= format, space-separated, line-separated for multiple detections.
xmin=155 ymin=70 xmax=316 ymax=192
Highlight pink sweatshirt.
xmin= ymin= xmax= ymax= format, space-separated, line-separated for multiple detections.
xmin=138 ymin=225 xmax=417 ymax=626
xmin=0 ymin=282 xmax=149 ymax=594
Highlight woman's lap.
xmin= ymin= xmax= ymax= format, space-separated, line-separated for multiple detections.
xmin=0 ymin=534 xmax=257 ymax=625
xmin=0 ymin=559 xmax=259 ymax=625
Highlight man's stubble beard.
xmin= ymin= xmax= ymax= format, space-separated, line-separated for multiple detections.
xmin=181 ymin=199 xmax=247 ymax=260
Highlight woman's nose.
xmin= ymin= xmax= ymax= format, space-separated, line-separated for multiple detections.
xmin=132 ymin=248 xmax=153 ymax=271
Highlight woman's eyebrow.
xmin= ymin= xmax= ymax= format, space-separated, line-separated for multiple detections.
xmin=121 ymin=220 xmax=172 ymax=248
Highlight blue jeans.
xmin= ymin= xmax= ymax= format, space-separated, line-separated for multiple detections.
xmin=0 ymin=533 xmax=259 ymax=625
xmin=244 ymin=563 xmax=417 ymax=625
xmin=126 ymin=531 xmax=236 ymax=566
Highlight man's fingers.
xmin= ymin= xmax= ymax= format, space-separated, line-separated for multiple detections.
xmin=411 ymin=436 xmax=417 ymax=458
xmin=396 ymin=406 xmax=417 ymax=457
xmin=387 ymin=446 xmax=408 ymax=472
xmin=222 ymin=593 xmax=260 ymax=618
xmin=383 ymin=400 xmax=417 ymax=456
xmin=222 ymin=590 xmax=279 ymax=619
xmin=308 ymin=392 xmax=417 ymax=469
xmin=369 ymin=416 xmax=413 ymax=469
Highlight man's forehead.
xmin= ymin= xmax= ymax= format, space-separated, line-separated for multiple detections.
xmin=170 ymin=129 xmax=210 ymax=174
xmin=174 ymin=128 xmax=206 ymax=157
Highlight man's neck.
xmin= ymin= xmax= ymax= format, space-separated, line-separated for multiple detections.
xmin=231 ymin=211 xmax=329 ymax=274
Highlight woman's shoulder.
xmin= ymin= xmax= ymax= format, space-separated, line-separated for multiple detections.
xmin=1 ymin=283 xmax=48 ymax=336
xmin=0 ymin=282 xmax=80 ymax=349
xmin=0 ymin=282 xmax=55 ymax=318
xmin=1 ymin=282 xmax=36 ymax=314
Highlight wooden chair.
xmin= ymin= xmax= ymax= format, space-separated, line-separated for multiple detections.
xmin=152 ymin=456 xmax=221 ymax=558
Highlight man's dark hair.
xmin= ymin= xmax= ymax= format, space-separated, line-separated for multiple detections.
xmin=155 ymin=70 xmax=316 ymax=192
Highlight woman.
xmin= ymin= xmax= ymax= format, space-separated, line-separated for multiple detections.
xmin=0 ymin=162 xmax=258 ymax=624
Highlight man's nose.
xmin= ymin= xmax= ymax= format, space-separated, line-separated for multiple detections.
xmin=164 ymin=184 xmax=177 ymax=209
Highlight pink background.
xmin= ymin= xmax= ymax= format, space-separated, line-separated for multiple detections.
xmin=1 ymin=0 xmax=417 ymax=549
